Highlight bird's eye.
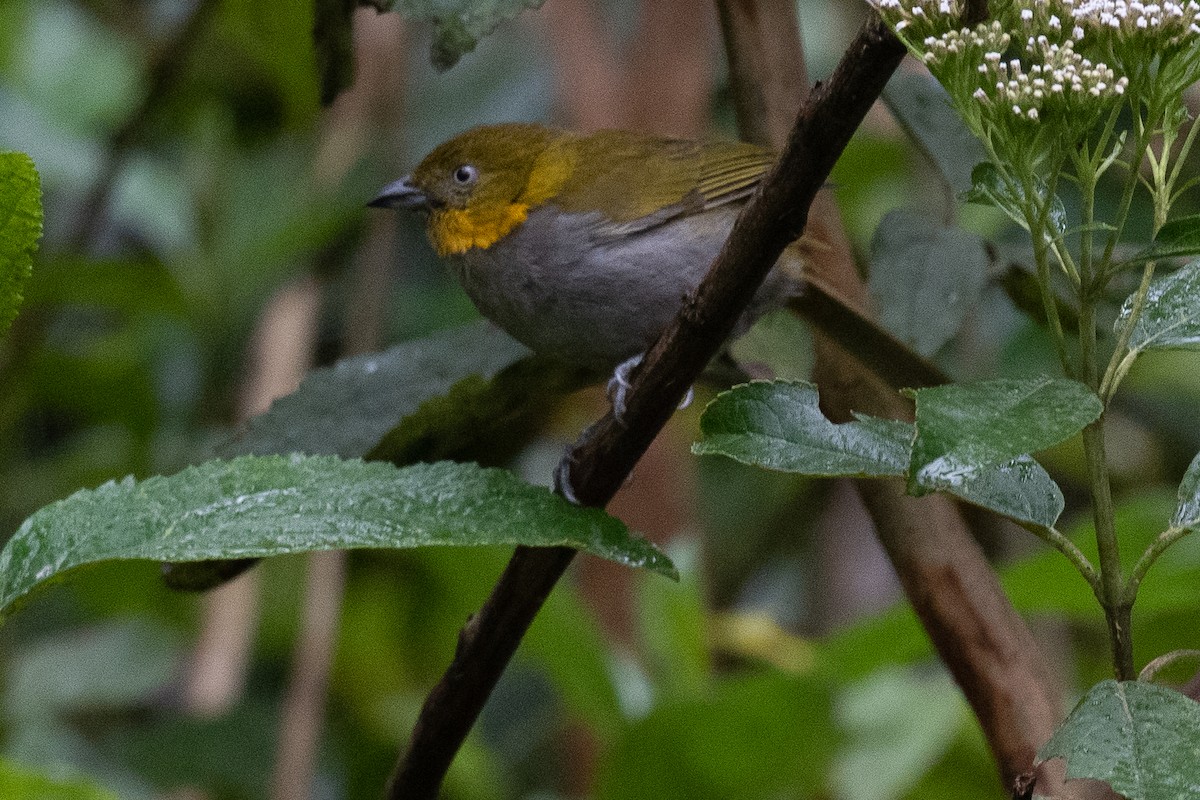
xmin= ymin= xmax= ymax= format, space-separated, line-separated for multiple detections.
xmin=453 ymin=165 xmax=478 ymax=185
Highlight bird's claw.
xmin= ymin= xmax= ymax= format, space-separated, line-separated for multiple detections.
xmin=607 ymin=353 xmax=694 ymax=418
xmin=554 ymin=453 xmax=580 ymax=505
xmin=607 ymin=354 xmax=643 ymax=421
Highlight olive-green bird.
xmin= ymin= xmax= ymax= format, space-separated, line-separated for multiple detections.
xmin=370 ymin=123 xmax=940 ymax=393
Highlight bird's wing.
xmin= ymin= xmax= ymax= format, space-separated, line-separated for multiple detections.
xmin=544 ymin=131 xmax=774 ymax=239
xmin=694 ymin=139 xmax=775 ymax=209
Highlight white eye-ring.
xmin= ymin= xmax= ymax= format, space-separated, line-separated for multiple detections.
xmin=453 ymin=164 xmax=478 ymax=185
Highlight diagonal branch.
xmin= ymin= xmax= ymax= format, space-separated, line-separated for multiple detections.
xmin=386 ymin=11 xmax=908 ymax=800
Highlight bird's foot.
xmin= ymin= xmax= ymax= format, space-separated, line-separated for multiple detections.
xmin=606 ymin=353 xmax=694 ymax=419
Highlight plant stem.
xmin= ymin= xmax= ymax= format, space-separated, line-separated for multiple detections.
xmin=1082 ymin=420 xmax=1135 ymax=679
xmin=1100 ymin=259 xmax=1156 ymax=401
xmin=1023 ymin=523 xmax=1100 ymax=593
xmin=1022 ymin=180 xmax=1073 ymax=375
xmin=1072 ymin=151 xmax=1137 ymax=679
xmin=1125 ymin=526 xmax=1195 ymax=604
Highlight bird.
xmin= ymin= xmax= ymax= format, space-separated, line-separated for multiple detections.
xmin=369 ymin=122 xmax=942 ymax=405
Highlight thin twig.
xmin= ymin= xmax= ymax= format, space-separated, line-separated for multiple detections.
xmin=386 ymin=12 xmax=910 ymax=800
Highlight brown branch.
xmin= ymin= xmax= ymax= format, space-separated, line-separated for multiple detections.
xmin=719 ymin=0 xmax=1062 ymax=793
xmin=386 ymin=12 xmax=911 ymax=800
xmin=715 ymin=0 xmax=809 ymax=148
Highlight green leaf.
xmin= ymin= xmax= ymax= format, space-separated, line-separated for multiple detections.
xmin=1036 ymin=680 xmax=1200 ymax=800
xmin=693 ymin=380 xmax=1065 ymax=527
xmin=881 ymin=72 xmax=987 ymax=195
xmin=0 ymin=455 xmax=675 ymax=617
xmin=224 ymin=321 xmax=570 ymax=460
xmin=998 ymin=263 xmax=1080 ymax=334
xmin=869 ymin=209 xmax=989 ymax=356
xmin=389 ymin=0 xmax=547 ymax=70
xmin=907 ymin=378 xmax=1101 ymax=496
xmin=1172 ymin=450 xmax=1200 ymax=530
xmin=0 ymin=758 xmax=118 ymax=800
xmin=920 ymin=455 xmax=1065 ymax=528
xmin=692 ymin=381 xmax=910 ymax=477
xmin=1120 ymin=260 xmax=1200 ymax=354
xmin=0 ymin=152 xmax=42 ymax=338
xmin=1127 ymin=214 xmax=1200 ymax=264
xmin=965 ymin=162 xmax=1066 ymax=235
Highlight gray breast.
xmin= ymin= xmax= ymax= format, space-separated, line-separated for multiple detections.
xmin=448 ymin=204 xmax=798 ymax=370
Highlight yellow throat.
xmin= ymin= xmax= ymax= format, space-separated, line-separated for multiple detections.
xmin=425 ymin=138 xmax=579 ymax=256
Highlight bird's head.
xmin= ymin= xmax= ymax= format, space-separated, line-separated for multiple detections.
xmin=370 ymin=123 xmax=568 ymax=256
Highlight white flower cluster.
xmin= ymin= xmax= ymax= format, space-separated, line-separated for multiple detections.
xmin=975 ymin=36 xmax=1128 ymax=120
xmin=874 ymin=0 xmax=1200 ymax=47
xmin=1065 ymin=1 xmax=1200 ymax=46
xmin=920 ymin=20 xmax=1011 ymax=65
xmin=874 ymin=0 xmax=962 ymax=33
xmin=872 ymin=0 xmax=1148 ymax=124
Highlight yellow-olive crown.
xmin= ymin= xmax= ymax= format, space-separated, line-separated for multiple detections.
xmin=410 ymin=123 xmax=561 ymax=213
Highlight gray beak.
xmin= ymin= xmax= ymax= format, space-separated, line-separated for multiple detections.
xmin=368 ymin=176 xmax=428 ymax=210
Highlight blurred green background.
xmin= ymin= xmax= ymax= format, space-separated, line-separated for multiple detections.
xmin=2 ymin=1 xmax=1199 ymax=798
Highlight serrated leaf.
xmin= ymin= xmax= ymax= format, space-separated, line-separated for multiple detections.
xmin=1037 ymin=680 xmax=1200 ymax=800
xmin=693 ymin=381 xmax=1066 ymax=528
xmin=392 ymin=0 xmax=546 ymax=70
xmin=1119 ymin=261 xmax=1200 ymax=354
xmin=1171 ymin=450 xmax=1200 ymax=529
xmin=1127 ymin=214 xmax=1200 ymax=265
xmin=919 ymin=454 xmax=1065 ymax=528
xmin=908 ymin=378 xmax=1101 ymax=496
xmin=881 ymin=72 xmax=987 ymax=195
xmin=692 ymin=381 xmax=910 ymax=477
xmin=869 ymin=209 xmax=989 ymax=356
xmin=366 ymin=352 xmax=590 ymax=465
xmin=0 ymin=757 xmax=119 ymax=800
xmin=965 ymin=162 xmax=1066 ymax=235
xmin=0 ymin=152 xmax=42 ymax=338
xmin=224 ymin=321 xmax=547 ymax=459
xmin=0 ymin=455 xmax=675 ymax=617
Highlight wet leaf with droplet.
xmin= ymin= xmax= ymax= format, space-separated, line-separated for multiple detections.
xmin=1120 ymin=260 xmax=1200 ymax=355
xmin=1037 ymin=679 xmax=1200 ymax=800
xmin=0 ymin=455 xmax=675 ymax=618
xmin=693 ymin=381 xmax=910 ymax=477
xmin=693 ymin=381 xmax=1065 ymax=528
xmin=906 ymin=378 xmax=1100 ymax=497
xmin=1171 ymin=450 xmax=1200 ymax=530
